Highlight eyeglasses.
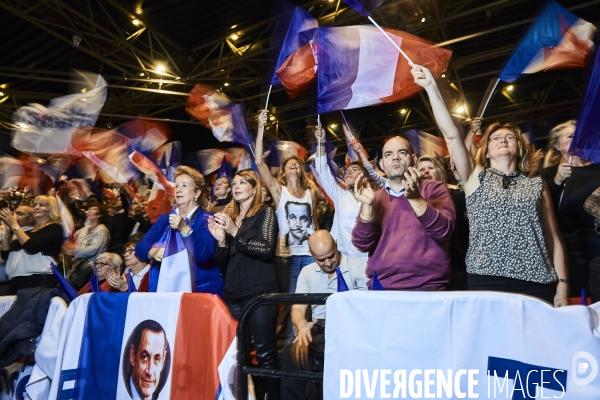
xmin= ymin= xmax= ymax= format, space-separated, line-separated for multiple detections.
xmin=123 ymin=248 xmax=134 ymax=256
xmin=94 ymin=261 xmax=110 ymax=268
xmin=489 ymin=134 xmax=517 ymax=143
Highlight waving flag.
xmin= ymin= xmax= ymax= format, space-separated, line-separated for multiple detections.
xmin=317 ymin=26 xmax=452 ymax=114
xmin=128 ymin=150 xmax=175 ymax=196
xmin=185 ymin=85 xmax=254 ymax=145
xmin=237 ymin=149 xmax=259 ymax=173
xmin=499 ymin=1 xmax=595 ymax=83
xmin=153 ymin=141 xmax=182 ymax=181
xmin=49 ymin=293 xmax=238 ymax=400
xmin=263 ymin=140 xmax=309 ymax=167
xmin=570 ymin=47 xmax=600 ymax=163
xmin=157 ymin=227 xmax=193 ymax=293
xmin=270 ymin=2 xmax=318 ymax=96
xmin=215 ymin=156 xmax=232 ymax=181
xmin=11 ymin=73 xmax=107 ymax=155
xmin=117 ymin=119 xmax=171 ymax=155
xmin=402 ymin=129 xmax=449 ymax=158
xmin=184 ymin=148 xmax=232 ymax=176
xmin=51 ymin=263 xmax=79 ymax=301
xmin=343 ymin=0 xmax=387 ymax=17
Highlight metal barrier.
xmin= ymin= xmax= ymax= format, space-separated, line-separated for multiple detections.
xmin=236 ymin=293 xmax=332 ymax=400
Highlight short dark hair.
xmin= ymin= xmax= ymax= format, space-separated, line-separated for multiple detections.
xmin=284 ymin=201 xmax=312 ymax=219
xmin=124 ymin=232 xmax=145 ymax=252
xmin=122 ymin=320 xmax=171 ymax=400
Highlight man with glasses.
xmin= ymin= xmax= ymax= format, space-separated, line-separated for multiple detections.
xmin=281 ymin=230 xmax=367 ymax=399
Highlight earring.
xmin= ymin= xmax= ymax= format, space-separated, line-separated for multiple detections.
xmin=194 ymin=197 xmax=198 ymax=202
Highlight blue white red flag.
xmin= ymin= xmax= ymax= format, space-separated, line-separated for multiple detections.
xmin=570 ymin=47 xmax=600 ymax=163
xmin=49 ymin=292 xmax=238 ymax=400
xmin=117 ymin=119 xmax=171 ymax=156
xmin=128 ymin=150 xmax=175 ymax=196
xmin=11 ymin=73 xmax=107 ymax=155
xmin=263 ymin=140 xmax=309 ymax=167
xmin=152 ymin=141 xmax=182 ymax=181
xmin=317 ymin=26 xmax=451 ymax=114
xmin=499 ymin=1 xmax=595 ymax=83
xmin=215 ymin=156 xmax=232 ymax=181
xmin=237 ymin=149 xmax=259 ymax=173
xmin=402 ymin=129 xmax=449 ymax=158
xmin=184 ymin=148 xmax=232 ymax=176
xmin=343 ymin=0 xmax=387 ymax=17
xmin=157 ymin=225 xmax=193 ymax=293
xmin=51 ymin=262 xmax=79 ymax=300
xmin=186 ymin=85 xmax=254 ymax=145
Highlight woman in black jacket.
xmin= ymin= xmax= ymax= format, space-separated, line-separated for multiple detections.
xmin=208 ymin=169 xmax=279 ymax=400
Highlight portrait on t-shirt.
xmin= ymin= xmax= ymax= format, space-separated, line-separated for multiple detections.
xmin=284 ymin=201 xmax=314 ymax=247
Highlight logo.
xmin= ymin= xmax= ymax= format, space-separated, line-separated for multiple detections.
xmin=572 ymin=351 xmax=598 ymax=386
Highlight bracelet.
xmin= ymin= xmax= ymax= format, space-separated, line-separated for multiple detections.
xmin=11 ymin=226 xmax=20 ymax=233
xmin=558 ymin=278 xmax=569 ymax=284
xmin=359 ymin=215 xmax=374 ymax=223
xmin=181 ymin=229 xmax=193 ymax=238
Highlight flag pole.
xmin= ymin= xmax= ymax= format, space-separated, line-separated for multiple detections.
xmin=259 ymin=85 xmax=273 ymax=141
xmin=367 ymin=16 xmax=415 ymax=68
xmin=317 ymin=114 xmax=321 ymax=173
xmin=476 ymin=78 xmax=500 ymax=117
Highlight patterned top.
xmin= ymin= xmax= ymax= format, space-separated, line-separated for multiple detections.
xmin=465 ymin=168 xmax=557 ymax=284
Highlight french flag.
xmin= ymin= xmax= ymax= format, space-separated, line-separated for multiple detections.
xmin=263 ymin=140 xmax=308 ymax=167
xmin=49 ymin=292 xmax=238 ymax=400
xmin=128 ymin=150 xmax=175 ymax=197
xmin=317 ymin=26 xmax=452 ymax=114
xmin=402 ymin=129 xmax=449 ymax=158
xmin=155 ymin=226 xmax=193 ymax=293
xmin=499 ymin=1 xmax=595 ymax=83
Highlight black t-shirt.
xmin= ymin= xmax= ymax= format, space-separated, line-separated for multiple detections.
xmin=541 ymin=163 xmax=600 ymax=233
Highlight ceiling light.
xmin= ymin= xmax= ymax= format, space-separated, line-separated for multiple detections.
xmin=441 ymin=74 xmax=446 ymax=78
xmin=140 ymin=72 xmax=145 ymax=76
xmin=231 ymin=25 xmax=237 ymax=29
xmin=230 ymin=34 xmax=239 ymax=41
xmin=80 ymin=88 xmax=87 ymax=93
xmin=0 ymin=92 xmax=4 ymax=97
xmin=506 ymin=85 xmax=514 ymax=91
xmin=400 ymin=109 xmax=407 ymax=114
xmin=269 ymin=116 xmax=276 ymax=121
xmin=455 ymin=105 xmax=465 ymax=114
xmin=421 ymin=17 xmax=426 ymax=22
xmin=329 ymin=124 xmax=337 ymax=128
xmin=156 ymin=64 xmax=166 ymax=72
xmin=224 ymin=82 xmax=230 ymax=87
xmin=132 ymin=19 xmax=140 ymax=26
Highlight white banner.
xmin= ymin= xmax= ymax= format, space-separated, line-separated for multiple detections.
xmin=324 ymin=291 xmax=600 ymax=399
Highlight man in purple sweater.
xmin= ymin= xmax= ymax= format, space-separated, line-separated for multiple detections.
xmin=352 ymin=136 xmax=455 ymax=290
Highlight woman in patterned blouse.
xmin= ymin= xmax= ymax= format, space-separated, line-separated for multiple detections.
xmin=413 ymin=65 xmax=569 ymax=306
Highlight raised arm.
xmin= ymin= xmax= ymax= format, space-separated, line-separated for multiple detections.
xmin=347 ymin=126 xmax=387 ymax=188
xmin=412 ymin=66 xmax=476 ymax=188
xmin=254 ymin=109 xmax=281 ymax=207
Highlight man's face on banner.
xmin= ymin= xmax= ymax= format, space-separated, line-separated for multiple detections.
xmin=286 ymin=202 xmax=311 ymax=242
xmin=130 ymin=329 xmax=166 ymax=399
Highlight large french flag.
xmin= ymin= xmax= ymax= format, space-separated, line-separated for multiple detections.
xmin=499 ymin=1 xmax=595 ymax=83
xmin=155 ymin=227 xmax=193 ymax=293
xmin=317 ymin=26 xmax=452 ymax=114
xmin=48 ymin=293 xmax=237 ymax=400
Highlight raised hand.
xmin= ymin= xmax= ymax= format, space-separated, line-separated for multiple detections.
xmin=257 ymin=109 xmax=268 ymax=129
xmin=168 ymin=213 xmax=185 ymax=231
xmin=354 ymin=173 xmax=375 ymax=205
xmin=106 ymin=268 xmax=128 ymax=291
xmin=214 ymin=212 xmax=238 ymax=236
xmin=314 ymin=124 xmax=325 ymax=142
xmin=411 ymin=64 xmax=436 ymax=89
xmin=403 ymin=167 xmax=423 ymax=199
xmin=554 ymin=161 xmax=574 ymax=185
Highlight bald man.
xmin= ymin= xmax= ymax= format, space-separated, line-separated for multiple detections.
xmin=281 ymin=230 xmax=367 ymax=399
xmin=352 ymin=136 xmax=455 ymax=291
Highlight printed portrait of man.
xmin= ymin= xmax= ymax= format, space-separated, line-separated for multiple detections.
xmin=122 ymin=320 xmax=171 ymax=400
xmin=285 ymin=201 xmax=313 ymax=246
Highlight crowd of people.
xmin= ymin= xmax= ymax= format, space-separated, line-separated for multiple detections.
xmin=0 ymin=67 xmax=599 ymax=399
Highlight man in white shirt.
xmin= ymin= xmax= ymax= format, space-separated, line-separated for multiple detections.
xmin=281 ymin=230 xmax=368 ymax=399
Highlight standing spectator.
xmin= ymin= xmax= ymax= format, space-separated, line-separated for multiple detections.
xmin=414 ymin=65 xmax=568 ymax=306
xmin=206 ymin=177 xmax=232 ymax=214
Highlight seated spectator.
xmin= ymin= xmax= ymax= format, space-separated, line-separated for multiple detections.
xmin=78 ymin=252 xmax=124 ymax=294
xmin=352 ymin=136 xmax=456 ymax=290
xmin=280 ymin=230 xmax=367 ymax=399
xmin=106 ymin=234 xmax=151 ymax=292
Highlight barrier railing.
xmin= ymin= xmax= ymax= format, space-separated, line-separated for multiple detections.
xmin=236 ymin=293 xmax=332 ymax=400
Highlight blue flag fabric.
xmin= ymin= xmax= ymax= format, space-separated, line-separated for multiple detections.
xmin=147 ymin=264 xmax=160 ymax=292
xmin=74 ymin=292 xmax=131 ymax=399
xmin=499 ymin=1 xmax=590 ymax=83
xmin=216 ymin=156 xmax=232 ymax=181
xmin=89 ymin=269 xmax=100 ymax=293
xmin=343 ymin=0 xmax=387 ymax=17
xmin=371 ymin=271 xmax=385 ymax=290
xmin=570 ymin=48 xmax=600 ymax=163
xmin=335 ymin=266 xmax=349 ymax=292
xmin=127 ymin=270 xmax=137 ymax=292
xmin=270 ymin=2 xmax=318 ymax=86
xmin=51 ymin=262 xmax=79 ymax=300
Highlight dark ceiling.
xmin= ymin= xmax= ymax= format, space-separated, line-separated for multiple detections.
xmin=1 ymin=0 xmax=599 ymax=158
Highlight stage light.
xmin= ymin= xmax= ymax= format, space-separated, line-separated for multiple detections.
xmin=329 ymin=124 xmax=338 ymax=128
xmin=80 ymin=88 xmax=87 ymax=93
xmin=230 ymin=33 xmax=239 ymax=41
xmin=400 ymin=109 xmax=407 ymax=114
xmin=140 ymin=72 xmax=145 ymax=76
xmin=441 ymin=74 xmax=446 ymax=78
xmin=506 ymin=85 xmax=514 ymax=91
xmin=0 ymin=92 xmax=4 ymax=97
xmin=455 ymin=105 xmax=465 ymax=114
xmin=421 ymin=17 xmax=426 ymax=22
xmin=156 ymin=64 xmax=166 ymax=72
xmin=224 ymin=82 xmax=230 ymax=87
xmin=269 ymin=116 xmax=275 ymax=121
xmin=132 ymin=19 xmax=140 ymax=26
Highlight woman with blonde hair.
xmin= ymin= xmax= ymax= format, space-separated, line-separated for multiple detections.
xmin=414 ymin=65 xmax=569 ymax=306
xmin=208 ymin=169 xmax=279 ymax=399
xmin=135 ymin=165 xmax=223 ymax=294
xmin=541 ymin=120 xmax=600 ymax=299
xmin=0 ymin=195 xmax=64 ymax=294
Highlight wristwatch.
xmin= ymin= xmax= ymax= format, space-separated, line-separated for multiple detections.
xmin=558 ymin=278 xmax=569 ymax=284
